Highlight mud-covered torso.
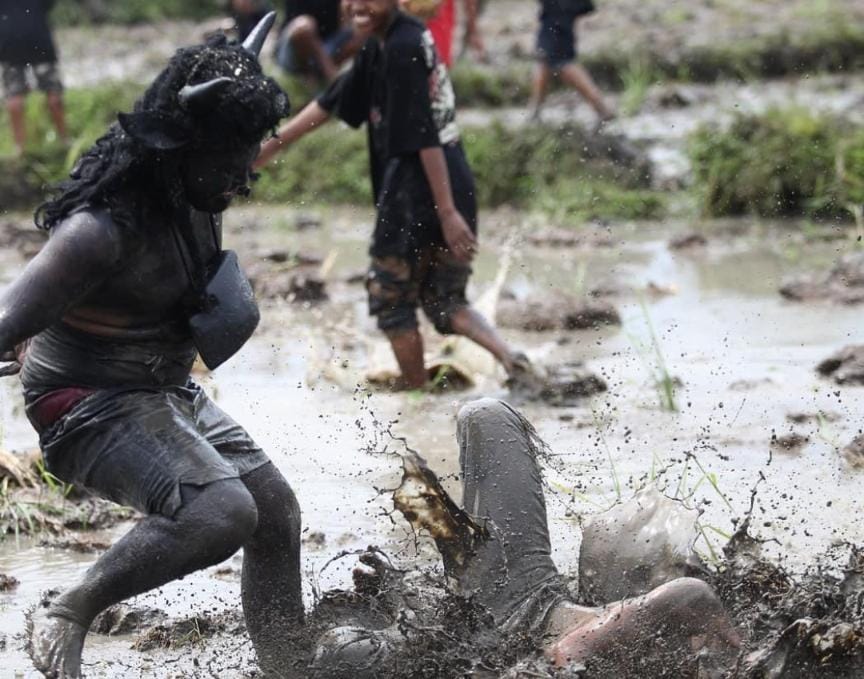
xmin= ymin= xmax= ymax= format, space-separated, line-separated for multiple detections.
xmin=21 ymin=205 xmax=222 ymax=399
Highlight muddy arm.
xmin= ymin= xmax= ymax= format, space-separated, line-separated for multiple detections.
xmin=0 ymin=211 xmax=124 ymax=356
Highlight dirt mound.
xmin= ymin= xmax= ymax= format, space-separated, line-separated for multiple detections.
xmin=134 ymin=609 xmax=246 ymax=651
xmin=713 ymin=526 xmax=864 ymax=679
xmin=817 ymin=345 xmax=864 ymax=385
xmin=246 ymin=251 xmax=329 ymax=303
xmin=497 ymin=294 xmax=621 ymax=332
xmin=780 ymin=253 xmax=864 ymax=305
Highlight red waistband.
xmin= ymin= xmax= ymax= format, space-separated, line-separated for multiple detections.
xmin=29 ymin=387 xmax=96 ymax=431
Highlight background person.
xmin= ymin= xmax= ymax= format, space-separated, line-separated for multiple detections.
xmin=275 ymin=0 xmax=363 ymax=83
xmin=529 ymin=0 xmax=615 ymax=125
xmin=401 ymin=0 xmax=485 ymax=67
xmin=0 ymin=0 xmax=67 ymax=156
xmin=228 ymin=0 xmax=273 ymax=42
xmin=257 ymin=0 xmax=531 ymax=391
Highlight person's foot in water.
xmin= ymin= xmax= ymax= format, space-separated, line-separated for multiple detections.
xmin=27 ymin=605 xmax=87 ymax=679
xmin=504 ymin=352 xmax=546 ymax=397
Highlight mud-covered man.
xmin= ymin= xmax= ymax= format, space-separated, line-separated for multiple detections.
xmin=0 ymin=15 xmax=302 ymax=678
xmin=257 ymin=0 xmax=530 ymax=391
xmin=312 ymin=399 xmax=742 ymax=677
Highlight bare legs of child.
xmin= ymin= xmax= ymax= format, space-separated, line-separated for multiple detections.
xmin=529 ymin=62 xmax=615 ymax=125
xmin=385 ymin=306 xmax=526 ymax=390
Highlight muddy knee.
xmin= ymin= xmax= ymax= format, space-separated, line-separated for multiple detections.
xmin=183 ymin=479 xmax=259 ymax=559
xmin=457 ymin=398 xmax=519 ymax=434
xmin=242 ymin=464 xmax=301 ymax=545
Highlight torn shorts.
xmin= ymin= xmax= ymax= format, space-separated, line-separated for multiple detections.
xmin=38 ymin=382 xmax=270 ymax=518
xmin=1 ymin=61 xmax=62 ymax=99
xmin=366 ymin=248 xmax=471 ymax=335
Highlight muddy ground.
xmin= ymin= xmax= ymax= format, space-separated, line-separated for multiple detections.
xmin=0 ymin=205 xmax=863 ymax=676
xmin=51 ymin=0 xmax=864 ymax=89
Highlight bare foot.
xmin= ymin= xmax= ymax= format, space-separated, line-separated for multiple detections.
xmin=27 ymin=605 xmax=87 ymax=679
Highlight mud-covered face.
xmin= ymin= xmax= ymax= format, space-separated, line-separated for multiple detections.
xmin=181 ymin=144 xmax=258 ymax=213
xmin=346 ymin=0 xmax=398 ymax=36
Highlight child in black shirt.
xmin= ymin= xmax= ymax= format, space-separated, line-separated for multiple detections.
xmin=256 ymin=0 xmax=528 ymax=389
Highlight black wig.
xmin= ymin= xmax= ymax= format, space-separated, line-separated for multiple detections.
xmin=35 ymin=32 xmax=290 ymax=230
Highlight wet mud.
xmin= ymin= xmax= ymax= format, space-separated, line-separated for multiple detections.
xmin=497 ymin=294 xmax=621 ymax=332
xmin=817 ymin=345 xmax=864 ymax=386
xmin=2 ymin=208 xmax=864 ymax=676
xmin=779 ymin=253 xmax=864 ymax=305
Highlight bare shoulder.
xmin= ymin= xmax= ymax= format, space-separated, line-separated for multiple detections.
xmin=48 ymin=208 xmax=128 ymax=265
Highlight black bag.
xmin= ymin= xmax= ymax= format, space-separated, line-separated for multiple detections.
xmin=172 ymin=213 xmax=260 ymax=370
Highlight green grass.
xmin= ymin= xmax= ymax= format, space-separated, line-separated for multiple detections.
xmin=1 ymin=88 xmax=665 ymax=222
xmin=689 ymin=108 xmax=864 ymax=219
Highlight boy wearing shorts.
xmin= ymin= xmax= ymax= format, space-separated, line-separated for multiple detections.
xmin=529 ymin=0 xmax=614 ymax=125
xmin=257 ymin=0 xmax=528 ymax=389
xmin=0 ymin=0 xmax=67 ymax=155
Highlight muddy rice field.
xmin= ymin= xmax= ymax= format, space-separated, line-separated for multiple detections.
xmin=3 ymin=0 xmax=864 ymax=676
xmin=0 ymin=204 xmax=863 ymax=676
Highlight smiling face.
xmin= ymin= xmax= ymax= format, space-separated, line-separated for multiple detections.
xmin=346 ymin=0 xmax=398 ymax=37
xmin=180 ymin=143 xmax=258 ymax=214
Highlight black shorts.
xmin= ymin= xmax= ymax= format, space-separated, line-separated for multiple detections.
xmin=366 ymin=248 xmax=471 ymax=335
xmin=536 ymin=12 xmax=578 ymax=67
xmin=39 ymin=383 xmax=270 ymax=518
xmin=1 ymin=61 xmax=63 ymax=99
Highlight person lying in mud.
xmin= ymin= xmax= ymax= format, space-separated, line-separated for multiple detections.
xmin=311 ymin=398 xmax=742 ymax=677
xmin=256 ymin=0 xmax=532 ymax=391
xmin=0 ymin=15 xmax=302 ymax=679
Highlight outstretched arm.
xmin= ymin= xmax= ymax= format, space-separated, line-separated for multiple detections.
xmin=419 ymin=146 xmax=477 ymax=263
xmin=0 ymin=211 xmax=124 ymax=357
xmin=254 ymin=101 xmax=331 ymax=169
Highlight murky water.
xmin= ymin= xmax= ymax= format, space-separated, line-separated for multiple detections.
xmin=1 ymin=206 xmax=862 ymax=676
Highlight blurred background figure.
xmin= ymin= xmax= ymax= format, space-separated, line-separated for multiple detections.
xmin=274 ymin=0 xmax=363 ymax=83
xmin=0 ymin=0 xmax=67 ymax=157
xmin=402 ymin=0 xmax=485 ymax=66
xmin=228 ymin=0 xmax=273 ymax=42
xmin=529 ymin=0 xmax=614 ymax=126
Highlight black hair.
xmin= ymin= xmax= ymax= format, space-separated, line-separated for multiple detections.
xmin=35 ymin=33 xmax=289 ymax=230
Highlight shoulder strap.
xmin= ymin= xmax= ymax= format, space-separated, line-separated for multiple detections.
xmin=169 ymin=217 xmax=207 ymax=295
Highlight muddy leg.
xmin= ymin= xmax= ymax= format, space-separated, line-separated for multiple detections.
xmin=7 ymin=94 xmax=26 ymax=155
xmin=29 ymin=479 xmax=258 ymax=679
xmin=558 ymin=62 xmax=615 ymax=121
xmin=448 ymin=306 xmax=519 ymax=374
xmin=454 ymin=399 xmax=562 ymax=618
xmin=239 ymin=463 xmax=304 ymax=676
xmin=45 ymin=91 xmax=68 ymax=143
xmin=529 ymin=63 xmax=552 ymax=120
xmin=385 ymin=328 xmax=427 ymax=389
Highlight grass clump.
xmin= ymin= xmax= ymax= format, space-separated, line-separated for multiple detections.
xmin=2 ymin=88 xmax=663 ymax=223
xmin=689 ymin=108 xmax=864 ymax=219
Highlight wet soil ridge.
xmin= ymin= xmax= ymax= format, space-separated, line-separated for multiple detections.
xmin=716 ymin=528 xmax=864 ymax=679
xmin=246 ymin=249 xmax=329 ymax=303
xmin=817 ymin=345 xmax=864 ymax=386
xmin=780 ymin=253 xmax=864 ymax=305
xmin=497 ymin=293 xmax=621 ymax=332
xmin=0 ymin=448 xmax=133 ymax=538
